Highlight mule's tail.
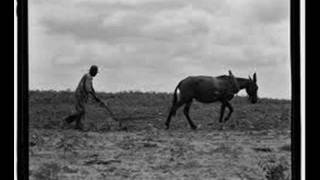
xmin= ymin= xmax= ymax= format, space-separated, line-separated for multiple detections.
xmin=170 ymin=81 xmax=181 ymax=115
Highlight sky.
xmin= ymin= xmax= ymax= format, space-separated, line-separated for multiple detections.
xmin=29 ymin=0 xmax=291 ymax=99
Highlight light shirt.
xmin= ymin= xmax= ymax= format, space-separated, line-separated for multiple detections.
xmin=75 ymin=73 xmax=94 ymax=103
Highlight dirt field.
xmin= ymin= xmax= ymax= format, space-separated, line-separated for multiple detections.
xmin=29 ymin=91 xmax=291 ymax=180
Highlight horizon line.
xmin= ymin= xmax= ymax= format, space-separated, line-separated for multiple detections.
xmin=29 ymin=88 xmax=292 ymax=101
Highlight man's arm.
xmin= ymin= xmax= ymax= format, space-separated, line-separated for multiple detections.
xmin=84 ymin=76 xmax=101 ymax=103
xmin=90 ymin=88 xmax=101 ymax=103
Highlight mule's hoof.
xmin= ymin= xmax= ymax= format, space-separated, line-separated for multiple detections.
xmin=191 ymin=125 xmax=197 ymax=130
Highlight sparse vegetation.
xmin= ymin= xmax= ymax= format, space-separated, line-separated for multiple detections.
xmin=29 ymin=90 xmax=291 ymax=131
xmin=29 ymin=90 xmax=291 ymax=179
xmin=257 ymin=154 xmax=291 ymax=180
xmin=33 ymin=162 xmax=61 ymax=180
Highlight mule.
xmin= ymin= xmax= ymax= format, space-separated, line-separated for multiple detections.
xmin=165 ymin=71 xmax=258 ymax=130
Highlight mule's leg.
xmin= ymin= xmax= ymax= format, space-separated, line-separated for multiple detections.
xmin=165 ymin=101 xmax=184 ymax=129
xmin=183 ymin=101 xmax=197 ymax=130
xmin=219 ymin=102 xmax=226 ymax=123
xmin=223 ymin=101 xmax=234 ymax=122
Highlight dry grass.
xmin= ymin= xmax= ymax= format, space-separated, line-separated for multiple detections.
xmin=29 ymin=90 xmax=291 ymax=179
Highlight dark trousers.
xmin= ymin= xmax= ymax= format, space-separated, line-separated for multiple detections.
xmin=64 ymin=100 xmax=85 ymax=128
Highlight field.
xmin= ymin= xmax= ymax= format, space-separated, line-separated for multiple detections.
xmin=29 ymin=90 xmax=292 ymax=180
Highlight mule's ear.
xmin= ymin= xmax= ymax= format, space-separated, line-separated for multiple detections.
xmin=253 ymin=72 xmax=257 ymax=82
xmin=248 ymin=75 xmax=252 ymax=81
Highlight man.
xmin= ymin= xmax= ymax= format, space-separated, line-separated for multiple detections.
xmin=64 ymin=65 xmax=103 ymax=130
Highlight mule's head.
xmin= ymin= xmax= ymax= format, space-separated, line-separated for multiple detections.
xmin=246 ymin=73 xmax=258 ymax=104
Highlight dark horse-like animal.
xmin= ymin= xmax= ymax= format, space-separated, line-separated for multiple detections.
xmin=165 ymin=71 xmax=258 ymax=130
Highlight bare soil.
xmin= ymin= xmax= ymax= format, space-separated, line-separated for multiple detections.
xmin=29 ymin=91 xmax=291 ymax=180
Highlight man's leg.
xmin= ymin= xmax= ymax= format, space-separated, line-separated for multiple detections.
xmin=75 ymin=101 xmax=85 ymax=130
xmin=64 ymin=99 xmax=82 ymax=123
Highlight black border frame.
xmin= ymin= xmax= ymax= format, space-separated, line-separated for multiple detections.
xmin=17 ymin=0 xmax=29 ymax=180
xmin=17 ymin=0 xmax=301 ymax=179
xmin=290 ymin=0 xmax=301 ymax=179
